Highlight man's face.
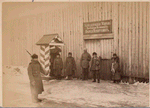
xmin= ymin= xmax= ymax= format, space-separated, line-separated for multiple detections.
xmin=113 ymin=54 xmax=117 ymax=58
xmin=68 ymin=54 xmax=72 ymax=57
xmin=33 ymin=58 xmax=38 ymax=61
xmin=93 ymin=54 xmax=97 ymax=58
xmin=84 ymin=50 xmax=87 ymax=53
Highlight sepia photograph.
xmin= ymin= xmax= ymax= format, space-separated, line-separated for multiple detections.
xmin=1 ymin=1 xmax=150 ymax=107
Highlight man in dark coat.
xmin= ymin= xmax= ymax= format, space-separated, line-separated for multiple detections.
xmin=80 ymin=48 xmax=91 ymax=80
xmin=53 ymin=54 xmax=63 ymax=80
xmin=28 ymin=54 xmax=48 ymax=103
xmin=65 ymin=52 xmax=76 ymax=80
xmin=90 ymin=52 xmax=101 ymax=83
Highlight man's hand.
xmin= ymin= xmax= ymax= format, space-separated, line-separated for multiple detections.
xmin=31 ymin=81 xmax=36 ymax=86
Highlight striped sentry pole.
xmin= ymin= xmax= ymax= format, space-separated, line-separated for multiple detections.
xmin=40 ymin=45 xmax=50 ymax=74
xmin=45 ymin=45 xmax=50 ymax=73
xmin=40 ymin=45 xmax=45 ymax=69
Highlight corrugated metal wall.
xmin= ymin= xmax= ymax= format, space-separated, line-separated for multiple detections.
xmin=2 ymin=2 xmax=149 ymax=78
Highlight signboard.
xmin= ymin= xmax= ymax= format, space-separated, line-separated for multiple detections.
xmin=83 ymin=20 xmax=112 ymax=35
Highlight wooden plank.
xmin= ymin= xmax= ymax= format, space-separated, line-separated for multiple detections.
xmin=76 ymin=3 xmax=81 ymax=71
xmin=110 ymin=2 xmax=112 ymax=20
xmin=125 ymin=2 xmax=129 ymax=76
xmin=128 ymin=2 xmax=132 ymax=76
xmin=123 ymin=2 xmax=127 ymax=75
xmin=138 ymin=2 xmax=143 ymax=77
xmin=143 ymin=3 xmax=147 ymax=77
xmin=72 ymin=4 xmax=75 ymax=60
xmin=96 ymin=2 xmax=98 ymax=21
xmin=107 ymin=39 xmax=110 ymax=58
xmin=145 ymin=2 xmax=149 ymax=77
xmin=98 ymin=2 xmax=102 ymax=21
xmin=121 ymin=3 xmax=125 ymax=73
xmin=118 ymin=2 xmax=122 ymax=68
xmin=64 ymin=8 xmax=67 ymax=64
xmin=135 ymin=2 xmax=139 ymax=77
xmin=104 ymin=2 xmax=107 ymax=20
xmin=142 ymin=2 xmax=147 ymax=77
xmin=17 ymin=19 xmax=21 ymax=65
xmin=131 ymin=2 xmax=135 ymax=76
xmin=112 ymin=2 xmax=119 ymax=55
xmin=61 ymin=8 xmax=64 ymax=62
xmin=107 ymin=2 xmax=110 ymax=20
xmin=101 ymin=39 xmax=104 ymax=58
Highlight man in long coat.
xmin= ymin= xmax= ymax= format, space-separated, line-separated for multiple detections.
xmin=80 ymin=48 xmax=91 ymax=80
xmin=65 ymin=52 xmax=76 ymax=80
xmin=28 ymin=54 xmax=48 ymax=103
xmin=53 ymin=54 xmax=63 ymax=80
xmin=111 ymin=57 xmax=121 ymax=83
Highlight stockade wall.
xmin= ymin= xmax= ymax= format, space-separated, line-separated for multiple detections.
xmin=2 ymin=2 xmax=149 ymax=78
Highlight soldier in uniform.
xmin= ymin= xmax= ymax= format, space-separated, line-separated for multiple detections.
xmin=53 ymin=54 xmax=63 ymax=80
xmin=90 ymin=52 xmax=101 ymax=83
xmin=27 ymin=54 xmax=48 ymax=103
xmin=80 ymin=48 xmax=91 ymax=80
xmin=65 ymin=52 xmax=76 ymax=80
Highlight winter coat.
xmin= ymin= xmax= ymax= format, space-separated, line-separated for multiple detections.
xmin=53 ymin=57 xmax=63 ymax=76
xmin=111 ymin=62 xmax=121 ymax=80
xmin=90 ymin=57 xmax=100 ymax=71
xmin=80 ymin=52 xmax=91 ymax=68
xmin=65 ymin=57 xmax=76 ymax=76
xmin=27 ymin=60 xmax=46 ymax=95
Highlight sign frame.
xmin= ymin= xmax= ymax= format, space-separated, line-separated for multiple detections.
xmin=83 ymin=19 xmax=112 ymax=35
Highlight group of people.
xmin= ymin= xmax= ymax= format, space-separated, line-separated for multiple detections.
xmin=27 ymin=48 xmax=121 ymax=103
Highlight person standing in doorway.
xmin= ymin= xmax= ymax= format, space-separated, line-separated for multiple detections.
xmin=111 ymin=57 xmax=121 ymax=83
xmin=90 ymin=52 xmax=101 ymax=83
xmin=53 ymin=53 xmax=63 ymax=80
xmin=65 ymin=52 xmax=76 ymax=80
xmin=80 ymin=48 xmax=91 ymax=80
xmin=27 ymin=54 xmax=48 ymax=103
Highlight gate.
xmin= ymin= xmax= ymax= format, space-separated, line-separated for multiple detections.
xmin=85 ymin=39 xmax=113 ymax=80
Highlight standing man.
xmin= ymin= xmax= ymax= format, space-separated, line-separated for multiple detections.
xmin=28 ymin=54 xmax=48 ymax=103
xmin=90 ymin=52 xmax=101 ymax=83
xmin=53 ymin=53 xmax=63 ymax=80
xmin=65 ymin=52 xmax=76 ymax=80
xmin=80 ymin=48 xmax=91 ymax=80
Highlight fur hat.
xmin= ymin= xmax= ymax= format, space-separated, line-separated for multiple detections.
xmin=68 ymin=52 xmax=72 ymax=55
xmin=31 ymin=54 xmax=38 ymax=59
xmin=92 ymin=52 xmax=97 ymax=55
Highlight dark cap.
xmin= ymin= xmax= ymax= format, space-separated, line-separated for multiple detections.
xmin=31 ymin=54 xmax=38 ymax=59
xmin=93 ymin=52 xmax=97 ymax=55
xmin=113 ymin=53 xmax=117 ymax=56
xmin=68 ymin=52 xmax=72 ymax=55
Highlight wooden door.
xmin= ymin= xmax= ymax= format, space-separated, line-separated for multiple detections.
xmin=85 ymin=39 xmax=114 ymax=80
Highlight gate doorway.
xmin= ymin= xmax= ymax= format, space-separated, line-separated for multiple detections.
xmin=49 ymin=46 xmax=61 ymax=77
xmin=85 ymin=39 xmax=114 ymax=80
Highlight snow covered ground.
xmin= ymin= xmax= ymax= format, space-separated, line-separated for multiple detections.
xmin=2 ymin=65 xmax=150 ymax=107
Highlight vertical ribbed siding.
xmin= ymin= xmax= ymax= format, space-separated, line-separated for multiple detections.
xmin=2 ymin=2 xmax=149 ymax=78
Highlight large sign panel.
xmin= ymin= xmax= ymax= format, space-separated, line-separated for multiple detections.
xmin=83 ymin=20 xmax=112 ymax=35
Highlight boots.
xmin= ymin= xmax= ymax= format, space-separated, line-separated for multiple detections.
xmin=92 ymin=79 xmax=96 ymax=82
xmin=97 ymin=79 xmax=100 ymax=83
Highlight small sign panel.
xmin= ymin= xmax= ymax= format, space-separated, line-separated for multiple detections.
xmin=83 ymin=20 xmax=112 ymax=35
